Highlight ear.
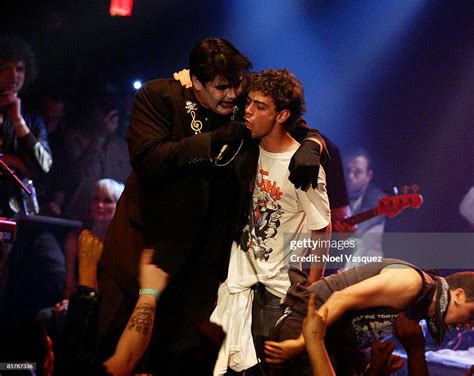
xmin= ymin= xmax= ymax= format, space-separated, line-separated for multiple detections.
xmin=455 ymin=288 xmax=467 ymax=304
xmin=276 ymin=109 xmax=290 ymax=124
xmin=367 ymin=169 xmax=373 ymax=180
xmin=192 ymin=75 xmax=203 ymax=91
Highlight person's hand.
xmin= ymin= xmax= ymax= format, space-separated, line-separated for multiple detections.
xmin=77 ymin=229 xmax=104 ymax=269
xmin=302 ymin=293 xmax=328 ymax=344
xmin=139 ymin=248 xmax=169 ymax=293
xmin=385 ymin=354 xmax=406 ymax=374
xmin=332 ymin=220 xmax=357 ymax=235
xmin=211 ymin=120 xmax=250 ymax=147
xmin=264 ymin=338 xmax=304 ymax=364
xmin=394 ymin=312 xmax=425 ymax=352
xmin=0 ymin=91 xmax=22 ymax=122
xmin=289 ymin=139 xmax=321 ymax=191
xmin=367 ymin=341 xmax=404 ymax=375
xmin=77 ymin=230 xmax=104 ymax=289
xmin=173 ymin=68 xmax=192 ymax=88
xmin=464 ymin=365 xmax=474 ymax=376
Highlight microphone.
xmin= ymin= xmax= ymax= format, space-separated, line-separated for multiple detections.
xmin=214 ymin=144 xmax=229 ymax=163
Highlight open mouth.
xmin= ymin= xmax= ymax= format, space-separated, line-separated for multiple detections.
xmin=219 ymin=101 xmax=235 ymax=108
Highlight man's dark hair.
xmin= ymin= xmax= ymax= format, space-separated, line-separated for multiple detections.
xmin=345 ymin=147 xmax=373 ymax=171
xmin=247 ymin=69 xmax=306 ymax=131
xmin=446 ymin=271 xmax=474 ymax=302
xmin=189 ymin=38 xmax=251 ymax=86
xmin=0 ymin=35 xmax=38 ymax=89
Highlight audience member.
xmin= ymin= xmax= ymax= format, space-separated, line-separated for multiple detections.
xmin=265 ymin=259 xmax=474 ymax=375
xmin=341 ymin=148 xmax=385 ymax=268
xmin=394 ymin=312 xmax=429 ymax=376
xmin=56 ymin=229 xmax=107 ymax=375
xmin=34 ymin=88 xmax=68 ymax=216
xmin=59 ymin=229 xmax=224 ymax=375
xmin=303 ymin=293 xmax=335 ymax=376
xmin=366 ymin=341 xmax=404 ymax=376
xmin=0 ymin=35 xmax=52 ymax=217
xmin=64 ymin=178 xmax=124 ymax=298
xmin=62 ymin=83 xmax=131 ymax=221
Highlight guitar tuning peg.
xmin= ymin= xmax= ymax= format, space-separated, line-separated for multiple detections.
xmin=401 ymin=185 xmax=410 ymax=194
xmin=384 ymin=186 xmax=399 ymax=195
xmin=411 ymin=184 xmax=419 ymax=193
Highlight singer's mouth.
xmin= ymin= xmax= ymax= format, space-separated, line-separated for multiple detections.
xmin=219 ymin=100 xmax=235 ymax=108
xmin=244 ymin=119 xmax=252 ymax=129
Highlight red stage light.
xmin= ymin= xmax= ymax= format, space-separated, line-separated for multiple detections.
xmin=110 ymin=0 xmax=133 ymax=16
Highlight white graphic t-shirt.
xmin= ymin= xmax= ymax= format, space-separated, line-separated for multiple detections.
xmin=227 ymin=146 xmax=331 ymax=298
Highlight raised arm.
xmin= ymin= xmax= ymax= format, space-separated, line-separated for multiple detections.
xmin=394 ymin=312 xmax=428 ymax=376
xmin=104 ymin=248 xmax=169 ymax=375
xmin=303 ymin=294 xmax=336 ymax=376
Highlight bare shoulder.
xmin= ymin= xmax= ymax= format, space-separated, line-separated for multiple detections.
xmin=379 ymin=264 xmax=424 ymax=304
xmin=380 ymin=264 xmax=423 ymax=281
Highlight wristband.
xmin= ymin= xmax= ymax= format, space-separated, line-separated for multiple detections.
xmin=139 ymin=288 xmax=160 ymax=300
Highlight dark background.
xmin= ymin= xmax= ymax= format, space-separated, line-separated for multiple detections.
xmin=1 ymin=0 xmax=473 ymax=232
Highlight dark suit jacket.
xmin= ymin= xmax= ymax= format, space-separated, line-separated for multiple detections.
xmin=100 ymin=79 xmax=256 ymax=294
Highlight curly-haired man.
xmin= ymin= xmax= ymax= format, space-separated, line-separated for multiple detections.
xmin=211 ymin=69 xmax=331 ymax=374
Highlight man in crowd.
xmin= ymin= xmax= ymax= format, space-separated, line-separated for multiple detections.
xmin=96 ymin=38 xmax=323 ymax=374
xmin=0 ymin=35 xmax=52 ymax=216
xmin=211 ymin=69 xmax=331 ymax=374
xmin=265 ymin=259 xmax=474 ymax=375
xmin=340 ymin=148 xmax=385 ymax=267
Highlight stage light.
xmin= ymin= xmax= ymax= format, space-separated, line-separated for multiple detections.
xmin=133 ymin=80 xmax=142 ymax=90
xmin=110 ymin=0 xmax=133 ymax=17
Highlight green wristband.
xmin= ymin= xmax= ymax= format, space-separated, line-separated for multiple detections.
xmin=139 ymin=288 xmax=160 ymax=300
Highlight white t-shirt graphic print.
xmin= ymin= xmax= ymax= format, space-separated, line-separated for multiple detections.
xmin=228 ymin=146 xmax=331 ymax=298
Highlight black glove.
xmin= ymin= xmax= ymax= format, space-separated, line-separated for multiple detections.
xmin=211 ymin=120 xmax=250 ymax=147
xmin=288 ymin=139 xmax=321 ymax=190
xmin=211 ymin=121 xmax=250 ymax=160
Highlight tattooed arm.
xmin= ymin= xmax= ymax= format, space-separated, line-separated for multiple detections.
xmin=104 ymin=249 xmax=169 ymax=375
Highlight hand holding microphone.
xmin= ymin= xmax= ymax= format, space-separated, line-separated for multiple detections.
xmin=211 ymin=120 xmax=250 ymax=162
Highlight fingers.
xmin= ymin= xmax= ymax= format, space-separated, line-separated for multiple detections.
xmin=388 ymin=355 xmax=405 ymax=372
xmin=320 ymin=306 xmax=328 ymax=322
xmin=264 ymin=341 xmax=281 ymax=354
xmin=264 ymin=342 xmax=285 ymax=363
xmin=78 ymin=229 xmax=104 ymax=254
xmin=140 ymin=248 xmax=155 ymax=265
xmin=78 ymin=229 xmax=92 ymax=247
xmin=264 ymin=357 xmax=283 ymax=364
